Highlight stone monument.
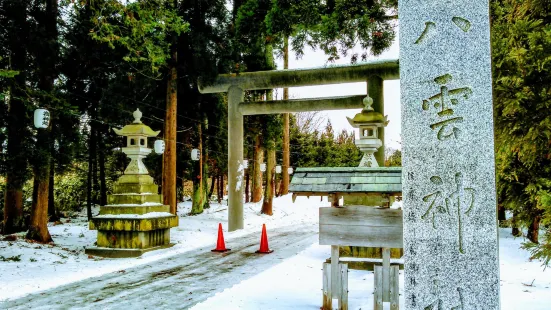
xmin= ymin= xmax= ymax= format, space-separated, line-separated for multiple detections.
xmin=85 ymin=109 xmax=178 ymax=258
xmin=400 ymin=1 xmax=500 ymax=309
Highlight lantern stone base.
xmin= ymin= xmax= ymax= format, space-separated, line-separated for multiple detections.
xmin=86 ymin=173 xmax=178 ymax=258
xmin=85 ymin=243 xmax=175 ymax=258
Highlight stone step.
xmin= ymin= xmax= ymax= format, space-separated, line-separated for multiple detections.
xmin=116 ymin=174 xmax=155 ymax=185
xmin=99 ymin=203 xmax=169 ymax=215
xmin=107 ymin=193 xmax=162 ymax=205
xmin=89 ymin=213 xmax=178 ymax=232
xmin=112 ymin=183 xmax=158 ymax=195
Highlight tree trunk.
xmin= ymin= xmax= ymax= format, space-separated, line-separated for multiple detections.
xmin=497 ymin=204 xmax=506 ymax=227
xmin=217 ymin=174 xmax=222 ymax=203
xmin=191 ymin=122 xmax=205 ymax=214
xmin=86 ymin=122 xmax=96 ymax=221
xmin=92 ymin=129 xmax=99 ymax=205
xmin=511 ymin=211 xmax=522 ymax=237
xmin=202 ymin=147 xmax=210 ymax=209
xmin=261 ymin=148 xmax=276 ymax=215
xmin=245 ymin=169 xmax=250 ymax=203
xmin=47 ymin=141 xmax=59 ymax=222
xmin=27 ymin=128 xmax=53 ymax=243
xmin=27 ymin=0 xmax=58 ymax=242
xmin=527 ymin=215 xmax=541 ymax=244
xmin=3 ymin=0 xmax=29 ymax=234
xmin=252 ymin=135 xmax=264 ymax=202
xmin=208 ymin=174 xmax=216 ymax=201
xmin=98 ymin=132 xmax=107 ymax=206
xmin=281 ymin=36 xmax=290 ymax=196
xmin=163 ymin=33 xmax=178 ymax=214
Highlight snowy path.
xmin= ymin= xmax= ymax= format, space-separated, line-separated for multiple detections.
xmin=1 ymin=223 xmax=318 ymax=310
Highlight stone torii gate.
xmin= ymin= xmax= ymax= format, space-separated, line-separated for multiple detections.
xmin=198 ymin=59 xmax=399 ymax=231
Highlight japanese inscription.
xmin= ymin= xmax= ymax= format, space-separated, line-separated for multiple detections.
xmin=422 ymin=74 xmax=472 ymax=141
xmin=424 ymin=278 xmax=465 ymax=310
xmin=415 ymin=17 xmax=472 ymax=45
xmin=421 ymin=172 xmax=475 ymax=254
xmin=42 ymin=110 xmax=51 ymax=127
xmin=401 ymin=0 xmax=500 ymax=308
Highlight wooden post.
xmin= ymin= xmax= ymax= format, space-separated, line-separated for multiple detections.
xmin=374 ymin=265 xmax=383 ymax=310
xmin=390 ymin=265 xmax=399 ymax=310
xmin=227 ymin=86 xmax=244 ymax=231
xmin=382 ymin=247 xmax=390 ymax=302
xmin=339 ymin=263 xmax=348 ymax=310
xmin=331 ymin=194 xmax=340 ymax=207
xmin=331 ymin=245 xmax=340 ymax=298
xmin=322 ymin=263 xmax=332 ymax=310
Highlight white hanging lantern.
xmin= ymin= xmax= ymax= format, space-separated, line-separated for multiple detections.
xmin=191 ymin=148 xmax=200 ymax=161
xmin=243 ymin=159 xmax=249 ymax=169
xmin=154 ymin=139 xmax=165 ymax=154
xmin=275 ymin=165 xmax=282 ymax=174
xmin=287 ymin=167 xmax=294 ymax=175
xmin=34 ymin=108 xmax=50 ymax=129
xmin=260 ymin=163 xmax=266 ymax=172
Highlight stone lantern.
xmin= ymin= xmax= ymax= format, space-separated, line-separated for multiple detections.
xmin=347 ymin=96 xmax=388 ymax=167
xmin=114 ymin=109 xmax=159 ymax=175
xmin=85 ymin=109 xmax=178 ymax=258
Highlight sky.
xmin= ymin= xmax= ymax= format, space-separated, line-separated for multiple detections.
xmin=273 ymin=37 xmax=401 ymax=150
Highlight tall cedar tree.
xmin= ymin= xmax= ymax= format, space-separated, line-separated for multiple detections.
xmin=180 ymin=0 xmax=231 ymax=215
xmin=26 ymin=0 xmax=61 ymax=242
xmin=492 ymin=0 xmax=551 ymax=264
xmin=2 ymin=0 xmax=32 ymax=234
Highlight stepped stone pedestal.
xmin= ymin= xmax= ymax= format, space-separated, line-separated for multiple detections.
xmin=85 ymin=109 xmax=178 ymax=258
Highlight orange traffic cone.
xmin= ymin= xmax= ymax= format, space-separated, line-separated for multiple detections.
xmin=211 ymin=223 xmax=230 ymax=252
xmin=255 ymin=224 xmax=274 ymax=254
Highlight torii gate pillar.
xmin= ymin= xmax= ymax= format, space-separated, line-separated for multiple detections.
xmin=227 ymin=86 xmax=244 ymax=231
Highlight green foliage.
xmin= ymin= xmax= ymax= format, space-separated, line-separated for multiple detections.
xmin=0 ymin=254 xmax=21 ymax=262
xmin=54 ymin=171 xmax=88 ymax=213
xmin=492 ymin=0 xmax=551 ymax=264
xmin=0 ymin=56 xmax=19 ymax=78
xmin=385 ymin=149 xmax=401 ymax=167
xmin=266 ymin=0 xmax=397 ymax=61
xmin=90 ymin=0 xmax=189 ymax=73
xmin=290 ymin=117 xmax=362 ymax=167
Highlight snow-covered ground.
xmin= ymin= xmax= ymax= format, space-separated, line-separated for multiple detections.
xmin=1 ymin=195 xmax=551 ymax=309
xmin=0 ymin=195 xmax=323 ymax=302
xmin=192 ymin=227 xmax=551 ymax=310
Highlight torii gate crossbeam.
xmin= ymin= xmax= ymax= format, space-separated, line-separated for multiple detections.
xmin=198 ymin=59 xmax=400 ymax=231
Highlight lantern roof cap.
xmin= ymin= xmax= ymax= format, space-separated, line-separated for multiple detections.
xmin=346 ymin=96 xmax=388 ymax=127
xmin=113 ymin=109 xmax=160 ymax=137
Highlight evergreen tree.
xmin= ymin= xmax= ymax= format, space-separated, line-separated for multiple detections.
xmin=492 ymin=0 xmax=551 ymax=264
xmin=1 ymin=0 xmax=33 ymax=234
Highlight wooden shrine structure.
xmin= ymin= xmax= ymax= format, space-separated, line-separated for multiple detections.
xmin=289 ymin=167 xmax=403 ymax=310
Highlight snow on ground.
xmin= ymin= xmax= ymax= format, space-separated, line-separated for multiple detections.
xmin=192 ymin=228 xmax=551 ymax=310
xmin=1 ymin=195 xmax=551 ymax=309
xmin=0 ymin=194 xmax=326 ymax=302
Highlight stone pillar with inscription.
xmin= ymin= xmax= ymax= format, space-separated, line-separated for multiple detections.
xmin=399 ymin=1 xmax=500 ymax=309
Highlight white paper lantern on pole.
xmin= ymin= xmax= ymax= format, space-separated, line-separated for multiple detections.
xmin=154 ymin=140 xmax=165 ymax=154
xmin=260 ymin=163 xmax=266 ymax=172
xmin=275 ymin=165 xmax=282 ymax=174
xmin=191 ymin=148 xmax=200 ymax=161
xmin=34 ymin=108 xmax=50 ymax=129
xmin=287 ymin=167 xmax=294 ymax=175
xmin=243 ymin=159 xmax=249 ymax=169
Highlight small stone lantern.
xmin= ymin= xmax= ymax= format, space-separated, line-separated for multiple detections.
xmin=347 ymin=96 xmax=388 ymax=167
xmin=113 ymin=109 xmax=160 ymax=175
